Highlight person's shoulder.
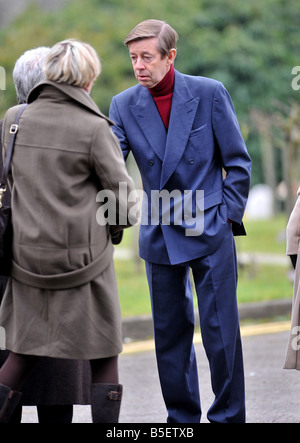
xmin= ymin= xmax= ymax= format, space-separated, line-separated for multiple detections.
xmin=179 ymin=71 xmax=222 ymax=91
xmin=2 ymin=104 xmax=26 ymax=129
xmin=176 ymin=71 xmax=231 ymax=104
xmin=4 ymin=104 xmax=25 ymax=118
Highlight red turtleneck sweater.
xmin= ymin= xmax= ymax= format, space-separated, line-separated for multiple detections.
xmin=148 ymin=64 xmax=175 ymax=130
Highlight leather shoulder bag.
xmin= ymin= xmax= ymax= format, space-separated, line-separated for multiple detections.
xmin=0 ymin=104 xmax=27 ymax=276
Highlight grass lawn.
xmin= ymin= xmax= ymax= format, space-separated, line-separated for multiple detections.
xmin=235 ymin=214 xmax=287 ymax=254
xmin=237 ymin=264 xmax=292 ymax=304
xmin=115 ymin=215 xmax=293 ymax=318
xmin=115 ymin=258 xmax=151 ymax=318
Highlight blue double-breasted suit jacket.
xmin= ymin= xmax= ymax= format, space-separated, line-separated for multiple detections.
xmin=110 ymin=70 xmax=251 ymax=265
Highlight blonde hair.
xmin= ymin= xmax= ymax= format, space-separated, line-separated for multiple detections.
xmin=124 ymin=19 xmax=178 ymax=58
xmin=44 ymin=39 xmax=101 ymax=89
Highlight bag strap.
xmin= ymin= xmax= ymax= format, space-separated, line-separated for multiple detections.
xmin=1 ymin=104 xmax=27 ymax=184
xmin=0 ymin=104 xmax=27 ymax=207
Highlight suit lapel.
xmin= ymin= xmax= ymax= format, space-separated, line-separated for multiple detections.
xmin=130 ymin=87 xmax=167 ymax=162
xmin=160 ymin=71 xmax=199 ymax=189
xmin=130 ymin=73 xmax=199 ymax=187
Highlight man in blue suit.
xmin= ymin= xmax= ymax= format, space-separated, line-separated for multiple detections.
xmin=110 ymin=19 xmax=251 ymax=423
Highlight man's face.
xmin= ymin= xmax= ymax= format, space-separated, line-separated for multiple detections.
xmin=128 ymin=37 xmax=175 ymax=88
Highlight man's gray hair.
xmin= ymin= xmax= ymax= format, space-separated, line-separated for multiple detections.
xmin=13 ymin=46 xmax=51 ymax=104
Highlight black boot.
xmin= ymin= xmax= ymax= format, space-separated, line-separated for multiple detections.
xmin=0 ymin=383 xmax=22 ymax=423
xmin=91 ymin=383 xmax=122 ymax=423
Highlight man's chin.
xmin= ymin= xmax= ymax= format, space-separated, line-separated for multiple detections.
xmin=137 ymin=77 xmax=152 ymax=87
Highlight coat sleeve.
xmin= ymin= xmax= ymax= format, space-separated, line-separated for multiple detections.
xmin=286 ymin=188 xmax=300 ymax=256
xmin=90 ymin=118 xmax=139 ymax=231
xmin=109 ymin=97 xmax=131 ymax=160
xmin=212 ymin=83 xmax=251 ymax=225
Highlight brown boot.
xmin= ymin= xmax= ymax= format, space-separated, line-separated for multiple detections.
xmin=91 ymin=383 xmax=122 ymax=423
xmin=0 ymin=383 xmax=22 ymax=423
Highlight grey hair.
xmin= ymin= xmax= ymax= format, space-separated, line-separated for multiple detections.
xmin=13 ymin=47 xmax=51 ymax=104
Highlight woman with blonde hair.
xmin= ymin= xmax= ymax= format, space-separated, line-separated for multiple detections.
xmin=0 ymin=39 xmax=137 ymax=423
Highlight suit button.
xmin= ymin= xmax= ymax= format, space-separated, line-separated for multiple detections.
xmin=188 ymin=158 xmax=194 ymax=165
xmin=148 ymin=160 xmax=154 ymax=166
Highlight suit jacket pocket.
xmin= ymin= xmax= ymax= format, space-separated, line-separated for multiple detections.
xmin=196 ymin=189 xmax=223 ymax=211
xmin=190 ymin=123 xmax=208 ymax=138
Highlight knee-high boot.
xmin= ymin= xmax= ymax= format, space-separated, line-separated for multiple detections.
xmin=0 ymin=383 xmax=22 ymax=423
xmin=91 ymin=383 xmax=122 ymax=423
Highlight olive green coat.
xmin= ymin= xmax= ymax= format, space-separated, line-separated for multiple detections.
xmin=0 ymin=81 xmax=137 ymax=359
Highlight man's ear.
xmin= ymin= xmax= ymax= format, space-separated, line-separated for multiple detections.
xmin=167 ymin=48 xmax=177 ymax=65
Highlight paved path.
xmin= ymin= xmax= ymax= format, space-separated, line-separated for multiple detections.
xmin=20 ymin=321 xmax=300 ymax=423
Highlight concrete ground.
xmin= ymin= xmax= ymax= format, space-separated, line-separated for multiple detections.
xmin=20 ymin=320 xmax=300 ymax=423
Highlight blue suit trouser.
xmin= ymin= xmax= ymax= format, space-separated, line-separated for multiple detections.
xmin=145 ymin=226 xmax=245 ymax=423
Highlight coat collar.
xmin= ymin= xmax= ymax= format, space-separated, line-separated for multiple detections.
xmin=27 ymin=80 xmax=114 ymax=126
xmin=130 ymin=70 xmax=200 ymax=189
